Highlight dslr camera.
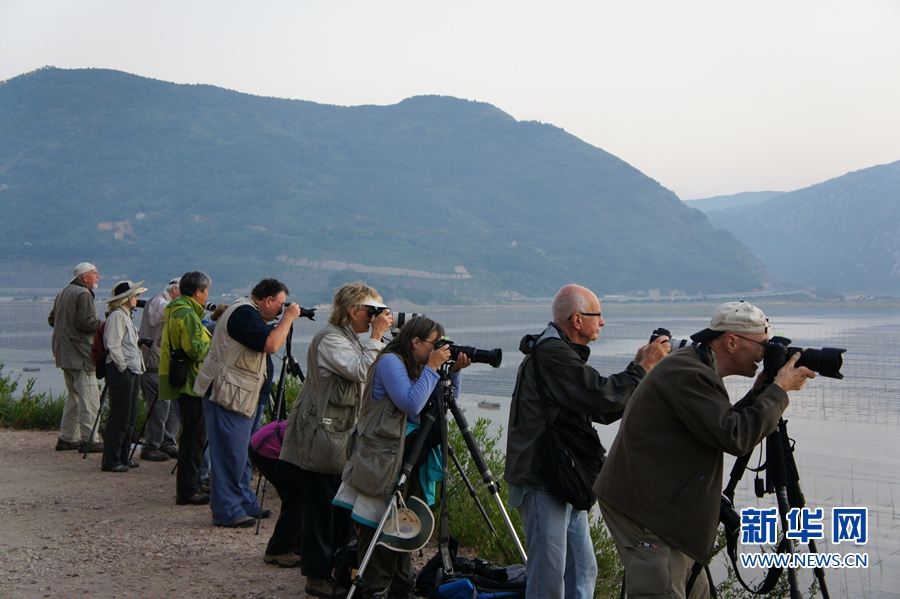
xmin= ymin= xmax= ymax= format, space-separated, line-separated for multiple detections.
xmin=434 ymin=339 xmax=502 ymax=368
xmin=278 ymin=302 xmax=317 ymax=320
xmin=649 ymin=327 xmax=694 ymax=350
xmin=763 ymin=336 xmax=846 ymax=379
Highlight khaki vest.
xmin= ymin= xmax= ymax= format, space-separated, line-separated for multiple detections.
xmin=193 ymin=297 xmax=267 ymax=418
xmin=341 ymin=367 xmax=409 ymax=498
xmin=280 ymin=324 xmax=363 ymax=474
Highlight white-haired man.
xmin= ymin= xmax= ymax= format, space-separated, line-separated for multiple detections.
xmin=48 ymin=262 xmax=103 ymax=453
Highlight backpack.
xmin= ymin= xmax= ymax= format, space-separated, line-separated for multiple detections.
xmin=91 ymin=320 xmax=108 ymax=379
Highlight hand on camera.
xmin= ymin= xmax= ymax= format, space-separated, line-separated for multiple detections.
xmin=773 ymin=352 xmax=816 ymax=392
xmin=427 ymin=344 xmax=452 ymax=371
xmin=450 ymin=352 xmax=472 ymax=372
xmin=634 ymin=335 xmax=671 ymax=372
xmin=282 ymin=302 xmax=302 ymax=321
xmin=370 ymin=309 xmax=393 ymax=339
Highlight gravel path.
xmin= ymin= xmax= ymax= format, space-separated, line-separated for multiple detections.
xmin=0 ymin=429 xmax=349 ymax=599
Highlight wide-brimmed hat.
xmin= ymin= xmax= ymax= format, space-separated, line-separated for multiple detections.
xmin=72 ymin=262 xmax=97 ymax=281
xmin=376 ymin=494 xmax=434 ymax=553
xmin=691 ymin=301 xmax=769 ymax=343
xmin=107 ymin=280 xmax=147 ymax=307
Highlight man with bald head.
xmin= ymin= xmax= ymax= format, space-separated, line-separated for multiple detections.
xmin=505 ymin=284 xmax=670 ymax=599
xmin=596 ymin=301 xmax=814 ymax=599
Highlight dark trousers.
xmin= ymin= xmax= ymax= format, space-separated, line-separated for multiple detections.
xmin=299 ymin=468 xmax=351 ymax=579
xmin=250 ymin=451 xmax=304 ymax=555
xmin=176 ymin=394 xmax=207 ymax=500
xmin=102 ymin=367 xmax=140 ymax=470
xmin=356 ymin=465 xmax=422 ymax=599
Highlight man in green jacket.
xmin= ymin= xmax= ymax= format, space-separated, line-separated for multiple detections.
xmin=159 ymin=271 xmax=212 ymax=506
xmin=596 ymin=301 xmax=815 ymax=599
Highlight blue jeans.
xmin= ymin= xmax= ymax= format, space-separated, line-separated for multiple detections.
xmin=518 ymin=487 xmax=598 ymax=599
xmin=204 ymin=395 xmax=264 ymax=525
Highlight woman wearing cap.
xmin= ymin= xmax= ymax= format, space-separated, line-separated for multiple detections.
xmin=280 ymin=282 xmax=394 ymax=598
xmin=334 ymin=316 xmax=470 ymax=599
xmin=102 ymin=280 xmax=147 ymax=472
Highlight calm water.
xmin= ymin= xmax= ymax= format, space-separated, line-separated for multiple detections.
xmin=3 ymin=299 xmax=898 ymax=597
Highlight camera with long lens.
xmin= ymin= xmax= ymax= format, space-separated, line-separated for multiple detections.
xmin=434 ymin=339 xmax=503 ymax=368
xmin=277 ymin=302 xmax=316 ymax=320
xmin=763 ymin=336 xmax=846 ymax=379
xmin=649 ymin=327 xmax=694 ymax=350
xmin=204 ymin=302 xmax=218 ymax=312
xmin=367 ymin=305 xmax=389 ymax=318
xmin=391 ymin=312 xmax=422 ymax=334
xmin=136 ymin=299 xmax=147 ymax=309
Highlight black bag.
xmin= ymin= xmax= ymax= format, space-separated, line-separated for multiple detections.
xmin=537 ymin=417 xmax=606 ymax=511
xmin=91 ymin=320 xmax=109 ymax=380
xmin=168 ymin=348 xmax=190 ymax=387
xmin=530 ymin=340 xmax=606 ymax=511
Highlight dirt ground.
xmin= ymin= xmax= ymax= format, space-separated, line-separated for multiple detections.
xmin=0 ymin=429 xmax=435 ymax=599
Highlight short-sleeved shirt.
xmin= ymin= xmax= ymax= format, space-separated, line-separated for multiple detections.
xmin=227 ymin=305 xmax=275 ymax=399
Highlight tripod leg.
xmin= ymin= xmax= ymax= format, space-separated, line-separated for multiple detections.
xmin=347 ymin=490 xmax=403 ymax=599
xmin=255 ymin=476 xmax=268 ymax=535
xmin=129 ymin=394 xmax=159 ymax=462
xmin=82 ymin=384 xmax=108 ymax=459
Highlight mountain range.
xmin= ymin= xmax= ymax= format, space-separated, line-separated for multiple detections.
xmin=2 ymin=67 xmax=769 ymax=303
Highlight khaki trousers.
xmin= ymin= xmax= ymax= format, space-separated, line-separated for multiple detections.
xmin=59 ymin=368 xmax=101 ymax=443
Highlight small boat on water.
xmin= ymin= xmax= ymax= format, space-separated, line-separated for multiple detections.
xmin=477 ymin=400 xmax=501 ymax=410
xmin=22 ymin=367 xmax=41 ymax=372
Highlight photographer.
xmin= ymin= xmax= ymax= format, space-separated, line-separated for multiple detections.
xmin=101 ymin=281 xmax=147 ymax=472
xmin=280 ymin=282 xmax=392 ymax=599
xmin=504 ymin=284 xmax=669 ymax=599
xmin=138 ymin=277 xmax=181 ymax=462
xmin=194 ymin=278 xmax=301 ymax=528
xmin=596 ymin=301 xmax=814 ymax=599
xmin=159 ymin=271 xmax=212 ymax=506
xmin=334 ymin=316 xmax=470 ymax=599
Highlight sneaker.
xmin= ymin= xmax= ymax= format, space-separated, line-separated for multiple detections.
xmin=127 ymin=460 xmax=140 ymax=468
xmin=161 ymin=445 xmax=179 ymax=459
xmin=78 ymin=440 xmax=104 ymax=453
xmin=55 ymin=438 xmax=81 ymax=451
xmin=141 ymin=448 xmax=170 ymax=462
xmin=101 ymin=464 xmax=129 ymax=473
xmin=263 ymin=552 xmax=301 ymax=568
xmin=251 ymin=509 xmax=273 ymax=519
xmin=176 ymin=493 xmax=210 ymax=506
xmin=305 ymin=577 xmax=348 ymax=599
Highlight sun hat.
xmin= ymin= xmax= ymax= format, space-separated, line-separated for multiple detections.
xmin=690 ymin=301 xmax=769 ymax=343
xmin=107 ymin=280 xmax=148 ymax=307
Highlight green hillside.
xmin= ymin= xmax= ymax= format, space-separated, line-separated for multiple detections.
xmin=706 ymin=161 xmax=900 ymax=294
xmin=0 ymin=67 xmax=768 ymax=303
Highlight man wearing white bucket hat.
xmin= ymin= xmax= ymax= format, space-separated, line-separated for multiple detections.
xmin=101 ymin=280 xmax=148 ymax=472
xmin=48 ymin=262 xmax=103 ymax=452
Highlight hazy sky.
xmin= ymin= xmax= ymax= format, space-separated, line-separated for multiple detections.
xmin=2 ymin=1 xmax=898 ymax=199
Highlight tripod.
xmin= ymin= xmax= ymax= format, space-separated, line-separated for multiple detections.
xmin=255 ymin=323 xmax=304 ymax=535
xmin=81 ymin=384 xmax=108 ymax=459
xmin=347 ymin=364 xmax=527 ymax=599
xmin=721 ymin=387 xmax=830 ymax=599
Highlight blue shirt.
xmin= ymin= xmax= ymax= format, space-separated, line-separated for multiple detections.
xmin=370 ymin=353 xmax=461 ymax=423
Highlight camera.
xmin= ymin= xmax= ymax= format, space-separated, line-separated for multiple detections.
xmin=138 ymin=338 xmax=153 ymax=348
xmin=391 ymin=312 xmax=422 ymax=334
xmin=367 ymin=305 xmax=390 ymax=318
xmin=135 ymin=299 xmax=147 ymax=309
xmin=434 ymin=339 xmax=503 ymax=368
xmin=649 ymin=327 xmax=694 ymax=350
xmin=278 ymin=302 xmax=316 ymax=320
xmin=763 ymin=336 xmax=846 ymax=379
xmin=204 ymin=302 xmax=218 ymax=312
xmin=719 ymin=494 xmax=741 ymax=538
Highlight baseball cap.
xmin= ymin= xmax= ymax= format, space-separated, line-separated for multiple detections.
xmin=690 ymin=301 xmax=770 ymax=343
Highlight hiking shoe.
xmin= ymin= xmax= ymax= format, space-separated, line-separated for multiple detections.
xmin=200 ymin=477 xmax=211 ymax=494
xmin=55 ymin=438 xmax=81 ymax=451
xmin=305 ymin=577 xmax=347 ymax=599
xmin=127 ymin=460 xmax=140 ymax=468
xmin=263 ymin=552 xmax=301 ymax=568
xmin=101 ymin=464 xmax=129 ymax=473
xmin=252 ymin=509 xmax=273 ymax=519
xmin=176 ymin=493 xmax=210 ymax=506
xmin=161 ymin=445 xmax=179 ymax=459
xmin=222 ymin=516 xmax=256 ymax=529
xmin=78 ymin=440 xmax=104 ymax=453
xmin=141 ymin=448 xmax=170 ymax=462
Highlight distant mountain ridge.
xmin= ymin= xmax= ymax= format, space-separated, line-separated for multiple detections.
xmin=0 ymin=67 xmax=768 ymax=302
xmin=705 ymin=161 xmax=900 ymax=294
xmin=685 ymin=191 xmax=784 ymax=214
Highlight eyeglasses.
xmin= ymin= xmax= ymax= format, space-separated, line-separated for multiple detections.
xmin=732 ymin=334 xmax=768 ymax=349
xmin=419 ymin=338 xmax=440 ymax=347
xmin=568 ymin=312 xmax=602 ymax=320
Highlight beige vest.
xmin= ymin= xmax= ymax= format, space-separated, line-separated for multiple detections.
xmin=193 ymin=297 xmax=267 ymax=418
